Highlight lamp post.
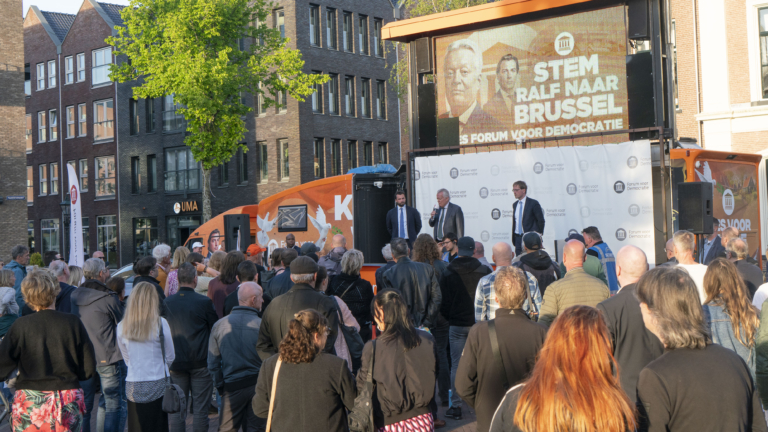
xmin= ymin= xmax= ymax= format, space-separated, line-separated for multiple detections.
xmin=60 ymin=194 xmax=70 ymax=260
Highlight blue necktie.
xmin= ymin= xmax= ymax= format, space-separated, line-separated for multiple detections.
xmin=399 ymin=207 xmax=406 ymax=238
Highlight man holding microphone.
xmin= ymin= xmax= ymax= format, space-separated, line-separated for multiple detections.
xmin=429 ymin=188 xmax=464 ymax=240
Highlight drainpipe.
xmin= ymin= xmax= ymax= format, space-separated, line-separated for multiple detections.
xmin=692 ymin=0 xmax=702 ymax=145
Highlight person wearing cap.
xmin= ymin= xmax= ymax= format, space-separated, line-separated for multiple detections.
xmin=699 ymin=218 xmax=725 ymax=264
xmin=191 ymin=242 xmax=204 ymax=255
xmin=511 ymin=180 xmax=545 ymax=256
xmin=440 ymin=232 xmax=459 ymax=263
xmin=255 ymin=256 xmax=339 ymax=361
xmin=438 ymin=236 xmax=492 ymax=420
xmin=559 ymin=233 xmax=609 ymax=286
xmin=245 ymin=244 xmax=267 ymax=275
xmin=300 ymin=242 xmax=319 ymax=256
xmin=285 ymin=234 xmax=301 ymax=255
xmin=511 ymin=232 xmax=561 ymax=296
xmin=582 ymin=226 xmax=619 ymax=293
xmin=386 ymin=190 xmax=422 ymax=250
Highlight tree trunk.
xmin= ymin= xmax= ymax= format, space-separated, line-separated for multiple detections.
xmin=202 ymin=168 xmax=212 ymax=222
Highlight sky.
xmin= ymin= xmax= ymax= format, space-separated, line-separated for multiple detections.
xmin=22 ymin=0 xmax=130 ymax=17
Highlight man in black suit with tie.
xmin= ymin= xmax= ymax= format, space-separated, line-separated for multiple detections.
xmin=511 ymin=181 xmax=545 ymax=255
xmin=429 ymin=188 xmax=464 ymax=240
xmin=386 ymin=191 xmax=422 ymax=249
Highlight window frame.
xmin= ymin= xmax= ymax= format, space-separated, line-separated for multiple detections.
xmin=94 ymin=155 xmax=116 ymax=198
xmin=219 ymin=159 xmax=229 ymax=187
xmin=131 ymin=156 xmax=141 ymax=194
xmin=36 ymin=63 xmax=45 ymax=90
xmin=78 ymin=103 xmax=87 ymax=136
xmin=330 ymin=139 xmax=341 ymax=176
xmin=378 ymin=142 xmax=388 ymax=164
xmin=258 ymin=141 xmax=268 ymax=183
xmin=24 ymin=63 xmax=30 ymax=95
xmin=344 ymin=75 xmax=355 ymax=116
xmin=361 ymin=78 xmax=371 ymax=118
xmin=50 ymin=162 xmax=59 ymax=194
xmin=47 ymin=60 xmax=56 ymax=88
xmin=309 ymin=5 xmax=321 ymax=47
xmin=129 ymin=98 xmax=139 ymax=135
xmin=237 ymin=146 xmax=248 ymax=185
xmin=162 ymin=95 xmax=185 ymax=132
xmin=25 ymin=114 xmax=32 ymax=151
xmin=276 ymin=88 xmax=288 ymax=113
xmin=328 ymin=73 xmax=340 ymax=115
xmin=327 ymin=8 xmax=337 ymax=50
xmin=312 ymin=71 xmax=323 ymax=114
xmin=278 ymin=139 xmax=289 ymax=181
xmin=363 ymin=141 xmax=373 ymax=165
xmin=27 ymin=166 xmax=33 ymax=204
xmin=39 ymin=163 xmax=48 ymax=196
xmin=343 ymin=12 xmax=354 ymax=52
xmin=147 ymin=155 xmax=157 ymax=193
xmin=66 ymin=105 xmax=75 ymax=139
xmin=347 ymin=140 xmax=358 ymax=169
xmin=64 ymin=56 xmax=74 ymax=84
xmin=145 ymin=98 xmax=156 ymax=133
xmin=76 ymin=53 xmax=85 ymax=82
xmin=759 ymin=6 xmax=768 ymax=98
xmin=78 ymin=159 xmax=89 ymax=192
xmin=274 ymin=9 xmax=285 ymax=39
xmin=358 ymin=15 xmax=369 ymax=55
xmin=164 ymin=147 xmax=201 ymax=193
xmin=314 ymin=138 xmax=325 ymax=179
xmin=374 ymin=19 xmax=384 ymax=57
xmin=376 ymin=80 xmax=387 ymax=120
xmin=96 ymin=215 xmax=117 ymax=267
xmin=41 ymin=219 xmax=60 ymax=255
xmin=93 ymin=99 xmax=114 ymax=142
xmin=49 ymin=109 xmax=58 ymax=141
xmin=133 ymin=218 xmax=159 ymax=259
xmin=37 ymin=111 xmax=46 ymax=143
xmin=91 ymin=47 xmax=112 ymax=86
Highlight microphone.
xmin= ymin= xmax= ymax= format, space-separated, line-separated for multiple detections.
xmin=430 ymin=204 xmax=438 ymax=223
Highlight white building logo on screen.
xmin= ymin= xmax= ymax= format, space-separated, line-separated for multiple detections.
xmin=479 ymin=187 xmax=489 ymax=199
xmin=579 ymin=160 xmax=589 ymax=172
xmin=491 ymin=165 xmax=500 ymax=176
xmin=566 ymin=183 xmax=577 ymax=195
xmin=580 ymin=207 xmax=591 ymax=218
xmin=414 ymin=170 xmax=421 ymax=181
xmin=723 ymin=189 xmax=735 ymax=215
xmin=481 ymin=231 xmax=490 ymax=242
xmin=627 ymin=156 xmax=638 ymax=169
xmin=450 ymin=168 xmax=459 ymax=179
xmin=628 ymin=204 xmax=640 ymax=217
xmin=491 ymin=209 xmax=501 ymax=220
xmin=533 ymin=162 xmax=544 ymax=174
xmin=614 ymin=181 xmax=625 ymax=194
xmin=555 ymin=32 xmax=575 ymax=56
xmin=616 ymin=228 xmax=627 ymax=241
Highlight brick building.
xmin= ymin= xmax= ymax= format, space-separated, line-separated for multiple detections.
xmin=671 ymin=0 xmax=768 ymax=152
xmin=0 ymin=0 xmax=27 ymax=263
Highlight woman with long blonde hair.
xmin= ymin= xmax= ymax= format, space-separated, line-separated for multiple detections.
xmin=490 ymin=305 xmax=635 ymax=432
xmin=67 ymin=265 xmax=84 ymax=287
xmin=164 ymin=246 xmax=190 ymax=297
xmin=116 ymin=282 xmax=175 ymax=432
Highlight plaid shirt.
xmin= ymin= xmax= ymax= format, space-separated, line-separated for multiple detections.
xmin=475 ymin=266 xmax=541 ymax=321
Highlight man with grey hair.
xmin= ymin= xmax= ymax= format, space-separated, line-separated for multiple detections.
xmin=429 ymin=188 xmax=464 ymax=239
xmin=49 ymin=260 xmax=76 ymax=313
xmin=256 ymin=256 xmax=339 ymax=360
xmin=152 ymin=243 xmax=172 ymax=290
xmin=375 ymin=244 xmax=396 ymax=290
xmin=71 ymin=258 xmax=126 ymax=432
xmin=673 ymin=230 xmax=708 ymax=303
xmin=4 ymin=245 xmax=29 ymax=314
xmin=439 ymin=38 xmax=502 ymax=139
xmin=727 ymin=238 xmax=764 ymax=299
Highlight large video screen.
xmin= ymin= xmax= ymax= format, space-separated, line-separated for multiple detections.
xmin=434 ymin=6 xmax=628 ymax=145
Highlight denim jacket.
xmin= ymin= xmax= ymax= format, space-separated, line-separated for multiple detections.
xmin=703 ymin=302 xmax=756 ymax=379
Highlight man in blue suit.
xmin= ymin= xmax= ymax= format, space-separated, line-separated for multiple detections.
xmin=511 ymin=181 xmax=545 ymax=255
xmin=386 ymin=191 xmax=422 ymax=249
xmin=699 ymin=218 xmax=725 ymax=264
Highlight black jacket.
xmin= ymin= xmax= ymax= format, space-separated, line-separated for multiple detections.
xmin=375 ymin=261 xmax=396 ymax=290
xmin=256 ymin=283 xmax=339 ymax=361
xmin=381 ymin=257 xmax=442 ymax=328
xmin=357 ymin=330 xmax=436 ymax=427
xmin=429 ymin=201 xmax=465 ymax=239
xmin=439 ymin=256 xmax=492 ymax=327
xmin=596 ymin=284 xmax=664 ymax=403
xmin=132 ymin=275 xmax=168 ymax=316
xmin=163 ymin=287 xmax=219 ymax=371
xmin=386 ymin=205 xmax=422 ymax=242
xmin=455 ymin=309 xmax=546 ymax=432
xmin=734 ymin=259 xmax=764 ymax=300
xmin=511 ymin=197 xmax=545 ymax=235
xmin=253 ymin=353 xmax=356 ymax=432
xmin=513 ymin=250 xmax=560 ymax=296
xmin=71 ymin=279 xmax=124 ymax=366
xmin=262 ymin=267 xmax=293 ymax=308
xmin=327 ymin=273 xmax=374 ymax=342
xmin=56 ymin=282 xmax=77 ymax=314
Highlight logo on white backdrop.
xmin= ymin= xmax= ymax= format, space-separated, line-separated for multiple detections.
xmin=173 ymin=203 xmax=181 ymax=214
xmin=614 ymin=181 xmax=625 ymax=193
xmin=533 ymin=162 xmax=544 ymax=174
xmin=414 ymin=170 xmax=421 ymax=181
xmin=491 ymin=209 xmax=501 ymax=220
xmin=479 ymin=188 xmax=489 ymax=198
xmin=581 ymin=207 xmax=591 ymax=217
xmin=723 ymin=189 xmax=735 ymax=215
xmin=568 ymin=229 xmax=579 ymax=236
xmin=579 ymin=160 xmax=589 ymax=172
xmin=627 ymin=156 xmax=638 ymax=169
xmin=555 ymin=32 xmax=575 ymax=55
xmin=566 ymin=183 xmax=577 ymax=195
xmin=481 ymin=231 xmax=490 ymax=242
xmin=491 ymin=166 xmax=500 ymax=176
xmin=450 ymin=168 xmax=459 ymax=179
xmin=616 ymin=228 xmax=627 ymax=241
xmin=628 ymin=204 xmax=640 ymax=216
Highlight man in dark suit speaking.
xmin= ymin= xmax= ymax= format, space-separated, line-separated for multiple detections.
xmin=511 ymin=180 xmax=545 ymax=255
xmin=386 ymin=190 xmax=422 ymax=249
xmin=429 ymin=188 xmax=464 ymax=240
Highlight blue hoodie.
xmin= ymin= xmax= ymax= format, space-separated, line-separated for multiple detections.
xmin=3 ymin=261 xmax=27 ymax=315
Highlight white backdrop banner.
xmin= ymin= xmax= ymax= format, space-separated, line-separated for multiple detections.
xmin=413 ymin=140 xmax=655 ymax=261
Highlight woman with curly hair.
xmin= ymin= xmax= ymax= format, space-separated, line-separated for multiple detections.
xmin=164 ymin=246 xmax=190 ymax=297
xmin=253 ymin=309 xmax=356 ymax=431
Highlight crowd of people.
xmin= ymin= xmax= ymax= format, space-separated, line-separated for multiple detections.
xmin=1 ymin=203 xmax=768 ymax=432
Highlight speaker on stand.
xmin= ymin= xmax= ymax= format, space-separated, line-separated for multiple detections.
xmin=224 ymin=214 xmax=251 ymax=253
xmin=677 ymin=182 xmax=713 ymax=261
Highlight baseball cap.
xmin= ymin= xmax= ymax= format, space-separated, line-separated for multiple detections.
xmin=457 ymin=237 xmax=476 ymax=257
xmin=300 ymin=242 xmax=319 ymax=255
xmin=565 ymin=233 xmax=586 ymax=246
xmin=192 ymin=242 xmax=204 ymax=249
xmin=523 ymin=232 xmax=543 ymax=250
xmin=246 ymin=244 xmax=266 ymax=256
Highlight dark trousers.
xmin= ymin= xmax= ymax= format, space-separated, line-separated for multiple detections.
xmin=219 ymin=386 xmax=265 ymax=432
xmin=169 ymin=367 xmax=213 ymax=432
xmin=432 ymin=314 xmax=451 ymax=403
xmin=513 ymin=234 xmax=523 ymax=256
xmin=128 ymin=398 xmax=168 ymax=432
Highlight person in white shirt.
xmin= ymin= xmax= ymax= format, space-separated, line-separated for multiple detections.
xmin=673 ymin=230 xmax=709 ymax=304
xmin=751 ymin=283 xmax=768 ymax=310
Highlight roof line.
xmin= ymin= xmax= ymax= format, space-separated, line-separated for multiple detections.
xmin=27 ymin=6 xmax=64 ymax=49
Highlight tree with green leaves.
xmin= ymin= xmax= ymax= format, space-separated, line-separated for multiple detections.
xmin=109 ymin=0 xmax=327 ymax=222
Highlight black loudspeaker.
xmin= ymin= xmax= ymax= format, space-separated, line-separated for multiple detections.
xmin=414 ymin=37 xmax=432 ymax=74
xmin=626 ymin=52 xmax=656 ymax=129
xmin=418 ymin=83 xmax=437 ymax=148
xmin=627 ymin=0 xmax=649 ymax=39
xmin=224 ymin=214 xmax=251 ymax=253
xmin=677 ymin=182 xmax=714 ymax=234
xmin=353 ymin=175 xmax=401 ymax=263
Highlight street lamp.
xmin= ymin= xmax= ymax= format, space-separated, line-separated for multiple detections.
xmin=60 ymin=194 xmax=70 ymax=260
xmin=60 ymin=193 xmax=71 ymax=225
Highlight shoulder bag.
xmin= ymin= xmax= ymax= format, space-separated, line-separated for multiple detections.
xmin=488 ymin=320 xmax=511 ymax=391
xmin=265 ymin=358 xmax=283 ymax=432
xmin=158 ymin=320 xmax=187 ymax=420
xmin=348 ymin=341 xmax=376 ymax=432
xmin=335 ymin=282 xmax=365 ymax=362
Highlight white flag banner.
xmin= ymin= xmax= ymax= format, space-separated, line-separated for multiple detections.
xmin=413 ymin=140 xmax=655 ymax=262
xmin=67 ymin=164 xmax=84 ymax=268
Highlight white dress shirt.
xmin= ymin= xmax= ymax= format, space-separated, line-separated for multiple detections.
xmin=117 ymin=318 xmax=175 ymax=382
xmin=514 ymin=196 xmax=527 ymax=235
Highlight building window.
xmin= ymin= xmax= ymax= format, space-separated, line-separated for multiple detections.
xmin=376 ymin=80 xmax=387 ymax=119
xmin=26 ymin=166 xmax=33 ymax=203
xmin=327 ymin=8 xmax=337 ymax=49
xmin=361 ymin=78 xmax=371 ymax=118
xmin=359 ymin=15 xmax=369 ymax=55
xmin=219 ymin=159 xmax=229 ymax=187
xmin=36 ymin=63 xmax=45 ymax=90
xmin=378 ymin=142 xmax=388 ymax=164
xmin=48 ymin=60 xmax=56 ymax=88
xmin=134 ymin=218 xmax=158 ymax=258
xmin=344 ymin=76 xmax=355 ymax=116
xmin=276 ymin=88 xmax=288 ymax=113
xmin=94 ymin=99 xmax=114 ymax=141
xmin=147 ymin=155 xmax=157 ymax=192
xmin=278 ymin=139 xmax=289 ymax=181
xmin=329 ymin=74 xmax=339 ymax=115
xmin=331 ymin=139 xmax=341 ymax=175
xmin=41 ymin=219 xmax=60 ymax=254
xmin=78 ymin=103 xmax=87 ymax=136
xmin=131 ymin=156 xmax=141 ymax=194
xmin=237 ymin=147 xmax=248 ymax=184
xmin=129 ymin=98 xmax=139 ymax=135
xmin=314 ymin=138 xmax=324 ymax=178
xmin=28 ymin=221 xmax=35 ymax=252
xmin=95 ymin=156 xmax=116 ymax=197
xmin=343 ymin=12 xmax=353 ymax=52
xmin=274 ymin=9 xmax=285 ymax=38
xmin=374 ymin=19 xmax=383 ymax=57
xmin=165 ymin=147 xmax=200 ymax=192
xmin=348 ymin=140 xmax=357 ymax=169
xmin=761 ymin=7 xmax=768 ymax=98
xmin=37 ymin=111 xmax=46 ymax=143
xmin=82 ymin=217 xmax=90 ymax=256
xmin=312 ymin=71 xmax=323 ymax=113
xmin=25 ymin=63 xmax=30 ymax=95
xmin=97 ymin=215 xmax=117 ymax=266
xmin=78 ymin=159 xmax=89 ymax=191
xmin=364 ymin=141 xmax=373 ymax=165
xmin=39 ymin=164 xmax=48 ymax=195
xmin=167 ymin=216 xmax=202 ymax=250
xmin=145 ymin=98 xmax=155 ymax=133
xmin=66 ymin=106 xmax=75 ymax=138
xmin=65 ymin=56 xmax=73 ymax=84
xmin=67 ymin=160 xmax=75 ymax=187
xmin=50 ymin=163 xmax=58 ymax=194
xmin=76 ymin=53 xmax=85 ymax=82
xmin=310 ymin=5 xmax=320 ymax=47
xmin=163 ymin=95 xmax=184 ymax=131
xmin=25 ymin=114 xmax=32 ymax=151
xmin=92 ymin=47 xmax=112 ymax=85
xmin=258 ymin=141 xmax=268 ymax=182
xmin=49 ymin=109 xmax=58 ymax=141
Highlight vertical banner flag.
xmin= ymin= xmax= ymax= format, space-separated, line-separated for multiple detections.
xmin=413 ymin=140 xmax=655 ymax=263
xmin=67 ymin=164 xmax=84 ymax=268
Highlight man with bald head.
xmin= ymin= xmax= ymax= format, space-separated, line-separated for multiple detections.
xmin=209 ymin=281 xmax=266 ymax=432
xmin=538 ymin=240 xmax=609 ymax=327
xmin=475 ymin=242 xmax=541 ymax=321
xmin=727 ymin=238 xmax=764 ymax=299
xmin=473 ymin=241 xmax=493 ymax=272
xmin=659 ymin=238 xmax=678 ymax=267
xmin=318 ymin=234 xmax=347 ymax=277
xmin=597 ymin=246 xmax=663 ymax=402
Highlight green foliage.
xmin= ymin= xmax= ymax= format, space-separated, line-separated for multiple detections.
xmin=29 ymin=253 xmax=43 ymax=267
